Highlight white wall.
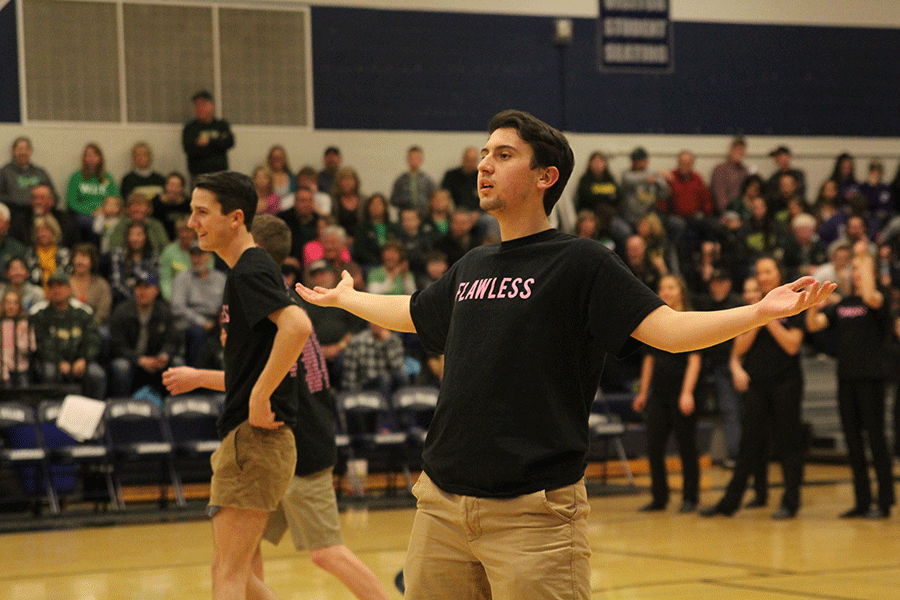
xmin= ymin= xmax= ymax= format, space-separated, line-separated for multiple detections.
xmin=3 ymin=0 xmax=899 ymax=232
xmin=298 ymin=0 xmax=900 ymax=28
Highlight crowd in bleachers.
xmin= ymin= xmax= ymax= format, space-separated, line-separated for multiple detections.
xmin=1 ymin=125 xmax=900 ymax=418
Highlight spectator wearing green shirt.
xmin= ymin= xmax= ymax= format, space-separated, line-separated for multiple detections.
xmin=66 ymin=143 xmax=119 ymax=242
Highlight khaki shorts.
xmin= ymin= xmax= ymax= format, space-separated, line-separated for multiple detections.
xmin=263 ymin=467 xmax=344 ymax=551
xmin=403 ymin=472 xmax=591 ymax=600
xmin=209 ymin=421 xmax=296 ymax=513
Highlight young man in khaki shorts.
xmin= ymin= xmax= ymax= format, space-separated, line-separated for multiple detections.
xmin=165 ymin=214 xmax=390 ymax=600
xmin=183 ymin=171 xmax=311 ymax=600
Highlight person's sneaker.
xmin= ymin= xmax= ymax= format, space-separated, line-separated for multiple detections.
xmin=839 ymin=507 xmax=869 ymax=518
xmin=679 ymin=501 xmax=697 ymax=514
xmin=771 ymin=507 xmax=796 ymax=520
xmin=866 ymin=506 xmax=890 ymax=519
xmin=699 ymin=504 xmax=735 ymax=517
xmin=639 ymin=501 xmax=666 ymax=512
xmin=744 ymin=496 xmax=767 ymax=508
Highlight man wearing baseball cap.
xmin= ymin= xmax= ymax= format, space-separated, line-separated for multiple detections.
xmin=765 ymin=145 xmax=807 ymax=205
xmin=182 ymin=90 xmax=235 ymax=183
xmin=31 ymin=270 xmax=107 ymax=398
xmin=108 ymin=270 xmax=182 ymax=397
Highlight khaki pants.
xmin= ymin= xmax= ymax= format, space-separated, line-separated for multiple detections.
xmin=403 ymin=472 xmax=591 ymax=600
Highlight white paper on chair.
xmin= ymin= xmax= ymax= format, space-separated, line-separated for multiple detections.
xmin=56 ymin=395 xmax=106 ymax=442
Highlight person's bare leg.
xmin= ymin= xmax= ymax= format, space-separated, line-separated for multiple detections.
xmin=212 ymin=507 xmax=276 ymax=600
xmin=309 ymin=544 xmax=391 ymax=600
xmin=251 ymin=545 xmax=264 ymax=581
xmin=246 ymin=544 xmax=280 ymax=600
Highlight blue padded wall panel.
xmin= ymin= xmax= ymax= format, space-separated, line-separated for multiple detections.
xmin=312 ymin=7 xmax=563 ymax=131
xmin=312 ymin=7 xmax=900 ymax=137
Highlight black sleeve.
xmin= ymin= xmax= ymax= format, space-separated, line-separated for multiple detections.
xmin=587 ymin=250 xmax=665 ymax=357
xmin=409 ymin=261 xmax=459 ymax=355
xmin=232 ymin=254 xmax=292 ymax=329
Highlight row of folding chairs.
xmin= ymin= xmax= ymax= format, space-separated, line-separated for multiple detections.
xmin=0 ymin=385 xmax=442 ymax=513
xmin=334 ymin=386 xmax=439 ymax=495
xmin=0 ymin=394 xmax=225 ymax=514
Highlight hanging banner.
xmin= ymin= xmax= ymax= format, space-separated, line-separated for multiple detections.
xmin=598 ymin=0 xmax=673 ymax=73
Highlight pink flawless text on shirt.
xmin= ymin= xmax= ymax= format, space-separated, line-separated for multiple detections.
xmin=455 ymin=277 xmax=535 ymax=302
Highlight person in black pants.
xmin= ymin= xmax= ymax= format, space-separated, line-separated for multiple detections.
xmin=701 ymin=256 xmax=807 ymax=519
xmin=806 ymin=243 xmax=895 ymax=518
xmin=633 ymin=275 xmax=701 ymax=513
xmin=735 ymin=275 xmax=772 ymax=508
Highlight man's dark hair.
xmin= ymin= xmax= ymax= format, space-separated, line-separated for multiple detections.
xmin=166 ymin=171 xmax=186 ymax=188
xmin=251 ymin=214 xmax=291 ymax=266
xmin=193 ymin=171 xmax=257 ymax=230
xmin=488 ymin=109 xmax=574 ymax=216
xmin=297 ymin=165 xmax=318 ymax=179
xmin=192 ymin=90 xmax=213 ymax=102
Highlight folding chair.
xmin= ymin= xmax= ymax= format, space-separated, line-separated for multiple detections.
xmin=164 ymin=394 xmax=223 ymax=483
xmin=588 ymin=389 xmax=634 ymax=486
xmin=392 ymin=385 xmax=439 ymax=470
xmin=0 ymin=401 xmax=59 ymax=514
xmin=38 ymin=399 xmax=119 ymax=511
xmin=336 ymin=390 xmax=411 ymax=495
xmin=105 ymin=397 xmax=186 ymax=509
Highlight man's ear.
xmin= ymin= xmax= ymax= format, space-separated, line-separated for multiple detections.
xmin=537 ymin=166 xmax=560 ymax=191
xmin=231 ymin=208 xmax=245 ymax=229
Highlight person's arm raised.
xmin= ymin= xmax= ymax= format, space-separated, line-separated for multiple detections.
xmin=633 ymin=276 xmax=835 ymax=354
xmin=296 ymin=270 xmax=417 ymax=333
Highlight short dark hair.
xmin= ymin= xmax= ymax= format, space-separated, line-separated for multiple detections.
xmin=192 ymin=90 xmax=213 ymax=102
xmin=381 ymin=239 xmax=406 ymax=261
xmin=193 ymin=171 xmax=257 ymax=230
xmin=251 ymin=214 xmax=291 ymax=266
xmin=297 ymin=165 xmax=318 ymax=179
xmin=165 ymin=171 xmax=186 ymax=188
xmin=488 ymin=109 xmax=574 ymax=216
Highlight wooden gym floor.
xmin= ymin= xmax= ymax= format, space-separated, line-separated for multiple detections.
xmin=1 ymin=463 xmax=898 ymax=600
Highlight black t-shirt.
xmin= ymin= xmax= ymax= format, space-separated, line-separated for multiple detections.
xmin=823 ymin=295 xmax=889 ymax=380
xmin=292 ymin=296 xmax=338 ymax=475
xmin=301 ymin=301 xmax=366 ymax=346
xmin=696 ymin=292 xmax=742 ymax=366
xmin=647 ymin=346 xmax=691 ymax=400
xmin=742 ymin=314 xmax=804 ymax=383
xmin=218 ymin=248 xmax=297 ymax=438
xmin=182 ymin=118 xmax=234 ymax=176
xmin=152 ymin=194 xmax=192 ymax=240
xmin=409 ymin=229 xmax=664 ymax=497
